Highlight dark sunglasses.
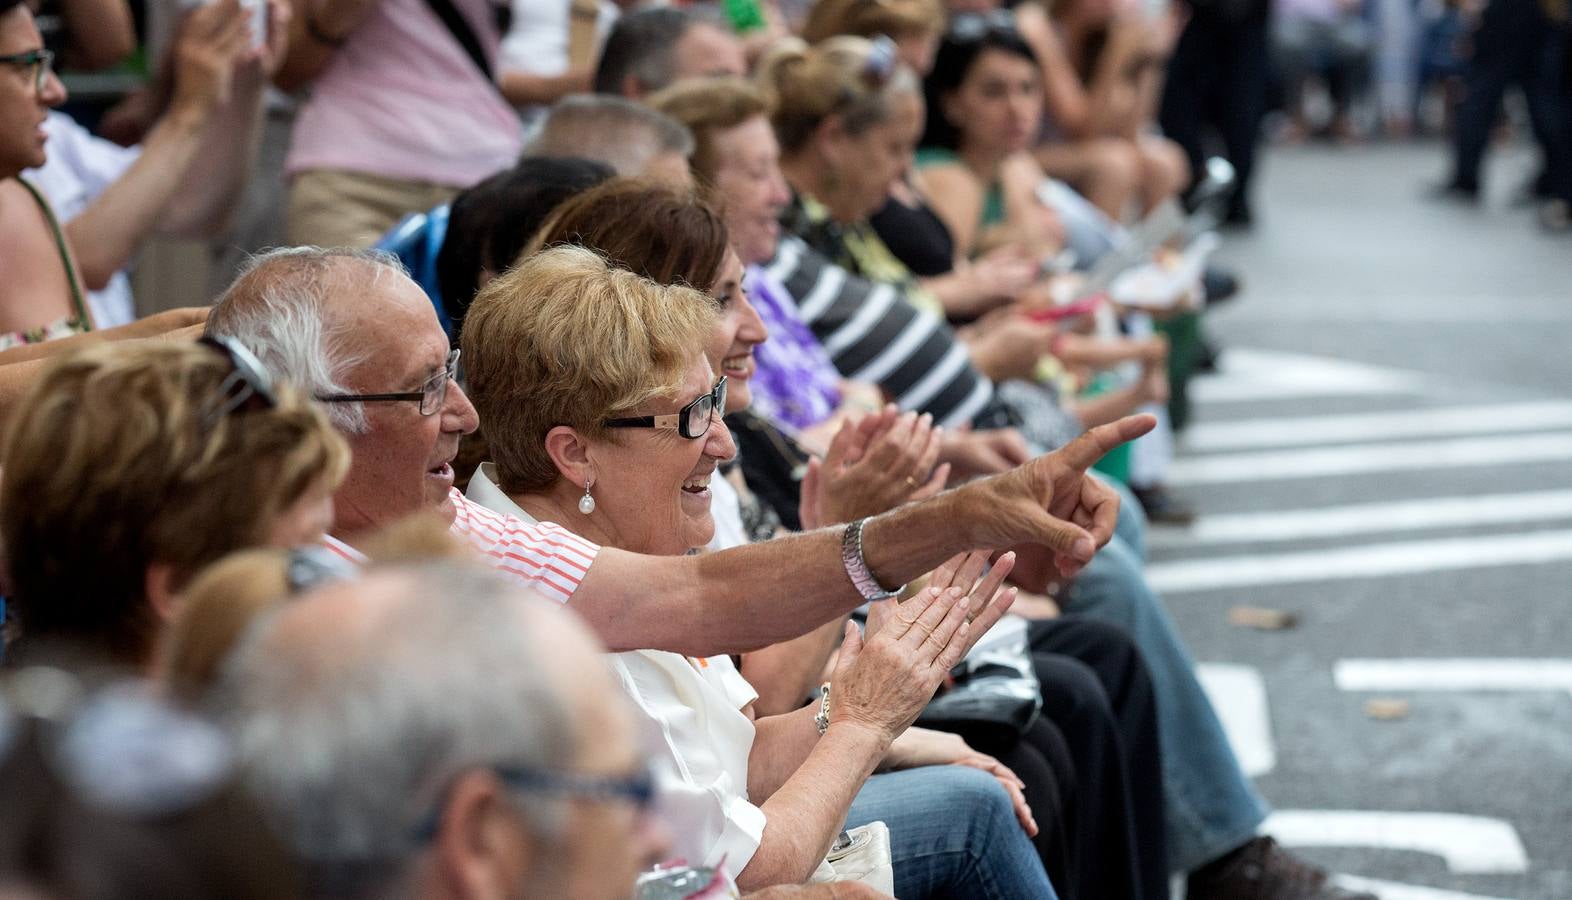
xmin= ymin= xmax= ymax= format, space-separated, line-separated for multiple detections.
xmin=0 ymin=48 xmax=55 ymax=93
xmin=604 ymin=376 xmax=727 ymax=440
xmin=198 ymin=335 xmax=279 ymax=430
xmin=318 ymin=348 xmax=460 ymax=417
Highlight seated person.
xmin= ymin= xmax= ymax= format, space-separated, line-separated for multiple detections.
xmin=1 ymin=0 xmax=278 ymax=346
xmin=593 ymin=5 xmax=747 ymax=98
xmin=0 ymin=338 xmax=347 ymax=669
xmin=212 ymin=560 xmax=671 ymax=899
xmin=802 ymin=0 xmax=946 ymax=73
xmin=460 ymin=243 xmax=1051 ymax=897
xmin=526 ymin=177 xmax=1174 ymax=900
xmin=522 ymin=94 xmax=695 ymax=185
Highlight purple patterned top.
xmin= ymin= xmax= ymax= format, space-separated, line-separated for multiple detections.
xmin=744 ymin=265 xmax=842 ymax=432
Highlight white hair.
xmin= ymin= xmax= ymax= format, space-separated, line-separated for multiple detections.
xmin=214 ymin=564 xmax=578 ymax=899
xmin=207 ymin=247 xmax=410 ymax=435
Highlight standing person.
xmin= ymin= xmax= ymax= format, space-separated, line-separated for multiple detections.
xmin=274 ymin=0 xmax=525 ymax=247
xmin=1159 ymin=0 xmax=1272 ymax=226
xmin=1434 ymin=0 xmax=1568 ymax=205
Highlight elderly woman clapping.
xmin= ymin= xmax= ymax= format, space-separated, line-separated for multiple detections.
xmin=459 ymin=245 xmax=1054 ymax=898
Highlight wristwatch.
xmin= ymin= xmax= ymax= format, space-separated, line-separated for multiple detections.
xmin=815 ymin=683 xmax=832 ymax=736
xmin=840 ymin=518 xmax=904 ymax=602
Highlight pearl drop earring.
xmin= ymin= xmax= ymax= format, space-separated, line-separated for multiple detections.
xmin=578 ymin=480 xmax=596 ymax=515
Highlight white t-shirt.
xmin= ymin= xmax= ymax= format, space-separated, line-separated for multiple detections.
xmin=26 ymin=112 xmax=141 ymax=328
xmin=464 ymin=463 xmax=769 ymax=872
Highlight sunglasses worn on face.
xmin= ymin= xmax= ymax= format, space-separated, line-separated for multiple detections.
xmin=604 ymin=376 xmax=727 ymax=440
xmin=318 ymin=348 xmax=460 ymax=417
xmin=0 ymin=48 xmax=54 ymax=93
xmin=198 ymin=336 xmax=279 ymax=430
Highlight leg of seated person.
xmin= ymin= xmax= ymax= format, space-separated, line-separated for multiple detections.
xmin=1135 ymin=135 xmax=1191 ymax=214
xmin=286 ymin=169 xmax=458 ymax=249
xmin=1030 ymin=618 xmax=1168 ymax=900
xmin=934 ymin=720 xmax=1076 ymax=896
xmin=1036 ymin=138 xmax=1143 ymax=220
xmin=1064 ymin=535 xmax=1270 ymax=874
xmin=843 ymin=766 xmax=1057 ymax=899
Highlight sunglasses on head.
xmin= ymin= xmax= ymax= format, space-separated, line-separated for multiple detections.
xmin=198 ymin=336 xmax=279 ymax=431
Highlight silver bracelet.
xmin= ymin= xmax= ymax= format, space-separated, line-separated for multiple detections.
xmin=815 ymin=682 xmax=832 ymax=735
xmin=840 ymin=518 xmax=904 ymax=602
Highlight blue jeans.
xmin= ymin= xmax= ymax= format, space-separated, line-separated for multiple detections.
xmin=1067 ymin=490 xmax=1271 ymax=873
xmin=843 ymin=766 xmax=1056 ymax=899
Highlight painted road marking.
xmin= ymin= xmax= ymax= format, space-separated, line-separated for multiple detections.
xmin=1192 ymin=349 xmax=1423 ymax=404
xmin=1182 ymin=401 xmax=1572 ymax=452
xmin=1148 ymin=490 xmax=1572 ymax=548
xmin=1263 ymin=811 xmax=1529 ymax=874
xmin=1168 ymin=432 xmax=1572 ymax=485
xmin=1198 ymin=663 xmax=1276 ymax=777
xmin=1335 ymin=659 xmax=1572 ymax=697
xmin=1147 ymin=529 xmax=1572 ymax=593
xmin=1334 ymin=875 xmax=1516 ymax=900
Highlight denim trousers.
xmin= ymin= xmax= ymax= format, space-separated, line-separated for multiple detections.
xmin=1067 ymin=485 xmax=1271 ymax=873
xmin=843 ymin=766 xmax=1057 ymax=899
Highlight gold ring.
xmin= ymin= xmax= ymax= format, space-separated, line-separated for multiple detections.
xmin=905 ymin=476 xmax=920 ymax=488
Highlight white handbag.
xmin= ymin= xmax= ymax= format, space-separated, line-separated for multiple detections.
xmin=809 ymin=821 xmax=896 ymax=895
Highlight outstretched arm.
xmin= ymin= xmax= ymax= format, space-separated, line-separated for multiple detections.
xmin=569 ymin=415 xmax=1155 ymax=655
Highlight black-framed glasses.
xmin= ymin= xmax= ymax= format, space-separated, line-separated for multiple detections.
xmin=0 ymin=48 xmax=55 ymax=93
xmin=604 ymin=376 xmax=727 ymax=440
xmin=318 ymin=348 xmax=460 ymax=417
xmin=199 ymin=335 xmax=279 ymax=430
xmin=411 ymin=763 xmax=658 ymax=841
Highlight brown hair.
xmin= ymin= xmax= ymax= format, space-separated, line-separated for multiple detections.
xmin=648 ymin=77 xmax=772 ymax=184
xmin=756 ymin=35 xmax=920 ymax=154
xmin=527 ymin=177 xmax=730 ymax=296
xmin=460 ymin=246 xmax=718 ymax=494
xmin=0 ymin=341 xmax=349 ymax=666
xmin=802 ymin=0 xmax=944 ymax=45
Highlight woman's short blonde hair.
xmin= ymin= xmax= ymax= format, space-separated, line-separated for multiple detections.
xmin=460 ymin=245 xmax=718 ymax=495
xmin=802 ymin=0 xmax=944 ymax=45
xmin=0 ymin=340 xmax=350 ymax=666
xmin=649 ymin=77 xmax=773 ymax=185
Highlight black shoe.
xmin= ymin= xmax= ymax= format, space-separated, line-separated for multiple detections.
xmin=1195 ymin=338 xmax=1222 ymax=373
xmin=1222 ymin=200 xmax=1255 ymax=230
xmin=1132 ymin=485 xmax=1197 ymax=526
xmin=1427 ymin=181 xmax=1479 ymax=204
xmin=1202 ymin=266 xmax=1241 ymax=307
xmin=1187 ymin=836 xmax=1378 ymax=900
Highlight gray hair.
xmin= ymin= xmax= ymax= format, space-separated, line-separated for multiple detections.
xmin=524 ymin=95 xmax=695 ymax=176
xmin=207 ymin=247 xmax=408 ymax=435
xmin=592 ymin=5 xmax=729 ymax=96
xmin=215 ymin=563 xmax=578 ymax=899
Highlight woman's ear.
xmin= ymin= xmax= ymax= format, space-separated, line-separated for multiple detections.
xmin=813 ymin=114 xmax=851 ymax=171
xmin=144 ymin=563 xmax=179 ymax=622
xmin=542 ymin=425 xmax=596 ymax=488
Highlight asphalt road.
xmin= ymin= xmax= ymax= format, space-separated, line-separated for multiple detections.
xmin=1156 ymin=139 xmax=1572 ymax=900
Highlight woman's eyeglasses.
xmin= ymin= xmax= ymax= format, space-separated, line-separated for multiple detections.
xmin=199 ymin=335 xmax=279 ymax=430
xmin=0 ymin=48 xmax=55 ymax=94
xmin=604 ymin=376 xmax=728 ymax=440
xmin=318 ymin=348 xmax=460 ymax=417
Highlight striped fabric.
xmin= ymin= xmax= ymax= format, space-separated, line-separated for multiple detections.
xmin=448 ymin=488 xmax=599 ymax=604
xmin=763 ymin=235 xmax=999 ymax=429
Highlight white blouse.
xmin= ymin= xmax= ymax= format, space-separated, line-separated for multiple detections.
xmin=465 ymin=465 xmax=768 ymax=872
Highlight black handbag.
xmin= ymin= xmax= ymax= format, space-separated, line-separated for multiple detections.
xmin=916 ymin=617 xmax=1042 ymax=736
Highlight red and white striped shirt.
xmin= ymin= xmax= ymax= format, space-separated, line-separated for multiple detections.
xmin=452 ymin=482 xmax=600 ymax=605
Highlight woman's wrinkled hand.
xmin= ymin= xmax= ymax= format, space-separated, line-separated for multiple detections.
xmin=799 ymin=406 xmax=948 ymax=530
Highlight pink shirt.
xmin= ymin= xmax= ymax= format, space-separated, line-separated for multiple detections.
xmin=449 ymin=488 xmax=599 ymax=604
xmin=286 ymin=0 xmax=524 ymax=186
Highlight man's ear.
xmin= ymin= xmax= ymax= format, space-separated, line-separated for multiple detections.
xmin=542 ymin=425 xmax=596 ymax=489
xmin=433 ymin=770 xmax=535 ymax=900
xmin=144 ymin=563 xmax=179 ymax=622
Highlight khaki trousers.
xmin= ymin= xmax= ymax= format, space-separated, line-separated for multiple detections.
xmin=286 ymin=168 xmax=461 ymax=249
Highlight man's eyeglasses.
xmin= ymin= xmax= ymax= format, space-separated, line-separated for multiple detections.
xmin=199 ymin=335 xmax=279 ymax=430
xmin=412 ymin=763 xmax=658 ymax=841
xmin=604 ymin=376 xmax=727 ymax=440
xmin=0 ymin=48 xmax=55 ymax=94
xmin=318 ymin=348 xmax=460 ymax=417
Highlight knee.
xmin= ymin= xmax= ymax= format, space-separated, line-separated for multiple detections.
xmin=1088 ymin=138 xmax=1144 ymax=192
xmin=1038 ymin=653 xmax=1117 ymax=725
xmin=931 ymin=765 xmax=1017 ymax=836
xmin=1142 ymin=139 xmax=1191 ymax=196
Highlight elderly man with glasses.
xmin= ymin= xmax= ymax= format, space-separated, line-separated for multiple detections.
xmin=207 ymin=245 xmax=1152 ymax=658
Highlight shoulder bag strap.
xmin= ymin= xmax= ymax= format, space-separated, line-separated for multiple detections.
xmin=421 ymin=0 xmax=493 ymax=81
